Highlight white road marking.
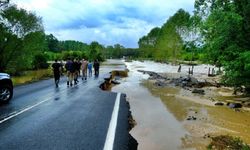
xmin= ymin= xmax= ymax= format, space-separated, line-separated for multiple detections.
xmin=0 ymin=98 xmax=51 ymax=124
xmin=103 ymin=93 xmax=121 ymax=150
xmin=0 ymin=84 xmax=72 ymax=124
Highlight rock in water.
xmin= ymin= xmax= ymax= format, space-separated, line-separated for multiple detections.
xmin=192 ymin=89 xmax=205 ymax=95
xmin=228 ymin=103 xmax=242 ymax=108
xmin=111 ymin=80 xmax=120 ymax=85
xmin=215 ymin=102 xmax=224 ymax=106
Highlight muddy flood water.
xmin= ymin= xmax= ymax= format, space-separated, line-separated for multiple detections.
xmin=109 ymin=60 xmax=250 ymax=150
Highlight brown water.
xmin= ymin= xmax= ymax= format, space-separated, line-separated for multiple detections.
xmin=144 ymin=81 xmax=250 ymax=149
xmin=111 ymin=60 xmax=250 ymax=150
xmin=112 ymin=60 xmax=189 ymax=150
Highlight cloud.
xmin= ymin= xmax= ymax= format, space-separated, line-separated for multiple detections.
xmin=13 ymin=0 xmax=195 ymax=48
xmin=55 ymin=17 xmax=154 ymax=48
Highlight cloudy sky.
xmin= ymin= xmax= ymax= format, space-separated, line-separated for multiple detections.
xmin=14 ymin=0 xmax=195 ymax=48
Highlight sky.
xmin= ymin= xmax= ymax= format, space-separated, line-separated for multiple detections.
xmin=14 ymin=0 xmax=195 ymax=48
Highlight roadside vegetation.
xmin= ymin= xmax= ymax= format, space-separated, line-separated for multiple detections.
xmin=207 ymin=135 xmax=250 ymax=150
xmin=12 ymin=69 xmax=52 ymax=86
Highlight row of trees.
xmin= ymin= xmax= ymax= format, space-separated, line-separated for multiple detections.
xmin=45 ymin=35 xmax=139 ymax=61
xmin=0 ymin=3 xmax=132 ymax=75
xmin=45 ymin=34 xmax=90 ymax=52
xmin=138 ymin=9 xmax=201 ymax=63
xmin=137 ymin=0 xmax=250 ymax=92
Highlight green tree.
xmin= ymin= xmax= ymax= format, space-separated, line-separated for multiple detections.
xmin=138 ymin=27 xmax=160 ymax=58
xmin=45 ymin=34 xmax=59 ymax=52
xmin=112 ymin=44 xmax=125 ymax=58
xmin=33 ymin=53 xmax=49 ymax=69
xmin=155 ymin=9 xmax=190 ymax=63
xmin=89 ymin=41 xmax=104 ymax=61
xmin=58 ymin=40 xmax=89 ymax=51
xmin=138 ymin=27 xmax=160 ymax=49
xmin=195 ymin=0 xmax=250 ymax=93
xmin=0 ymin=4 xmax=44 ymax=74
xmin=105 ymin=45 xmax=114 ymax=59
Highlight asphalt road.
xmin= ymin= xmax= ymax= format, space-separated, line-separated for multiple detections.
xmin=0 ymin=74 xmax=130 ymax=150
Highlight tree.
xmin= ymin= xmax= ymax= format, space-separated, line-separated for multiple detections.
xmin=105 ymin=45 xmax=114 ymax=58
xmin=138 ymin=27 xmax=161 ymax=58
xmin=155 ymin=9 xmax=190 ymax=63
xmin=89 ymin=41 xmax=104 ymax=61
xmin=112 ymin=44 xmax=125 ymax=58
xmin=33 ymin=53 xmax=49 ymax=69
xmin=137 ymin=9 xmax=192 ymax=63
xmin=195 ymin=0 xmax=250 ymax=93
xmin=0 ymin=4 xmax=44 ymax=74
xmin=138 ymin=27 xmax=161 ymax=49
xmin=58 ymin=40 xmax=89 ymax=51
xmin=45 ymin=34 xmax=59 ymax=52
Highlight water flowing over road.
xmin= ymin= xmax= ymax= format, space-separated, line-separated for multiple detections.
xmin=112 ymin=60 xmax=250 ymax=150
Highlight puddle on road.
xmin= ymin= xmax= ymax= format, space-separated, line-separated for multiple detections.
xmin=111 ymin=60 xmax=250 ymax=150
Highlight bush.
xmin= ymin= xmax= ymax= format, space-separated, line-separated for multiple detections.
xmin=207 ymin=135 xmax=250 ymax=150
xmin=181 ymin=53 xmax=201 ymax=61
xmin=33 ymin=53 xmax=49 ymax=69
xmin=61 ymin=51 xmax=87 ymax=60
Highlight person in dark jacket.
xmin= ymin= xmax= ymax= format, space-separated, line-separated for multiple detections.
xmin=73 ymin=59 xmax=79 ymax=85
xmin=93 ymin=60 xmax=100 ymax=77
xmin=52 ymin=59 xmax=62 ymax=87
xmin=65 ymin=58 xmax=74 ymax=86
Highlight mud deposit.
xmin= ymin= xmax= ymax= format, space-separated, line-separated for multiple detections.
xmin=112 ymin=60 xmax=250 ymax=150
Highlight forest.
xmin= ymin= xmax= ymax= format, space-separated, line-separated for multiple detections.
xmin=137 ymin=0 xmax=250 ymax=93
xmin=0 ymin=0 xmax=250 ymax=92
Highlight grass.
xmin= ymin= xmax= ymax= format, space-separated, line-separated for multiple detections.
xmin=207 ymin=135 xmax=250 ymax=150
xmin=12 ymin=69 xmax=53 ymax=86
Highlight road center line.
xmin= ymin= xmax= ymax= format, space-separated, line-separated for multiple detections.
xmin=103 ymin=93 xmax=121 ymax=150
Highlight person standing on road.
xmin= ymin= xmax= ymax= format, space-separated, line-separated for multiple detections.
xmin=88 ymin=61 xmax=93 ymax=77
xmin=65 ymin=58 xmax=74 ymax=86
xmin=52 ymin=59 xmax=62 ymax=87
xmin=73 ymin=59 xmax=79 ymax=85
xmin=81 ymin=59 xmax=88 ymax=80
xmin=74 ymin=58 xmax=81 ymax=83
xmin=93 ymin=59 xmax=100 ymax=77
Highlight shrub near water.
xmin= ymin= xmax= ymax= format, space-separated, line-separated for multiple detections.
xmin=207 ymin=135 xmax=250 ymax=150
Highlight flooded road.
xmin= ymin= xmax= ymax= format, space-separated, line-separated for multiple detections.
xmin=112 ymin=60 xmax=250 ymax=150
xmin=112 ymin=62 xmax=187 ymax=150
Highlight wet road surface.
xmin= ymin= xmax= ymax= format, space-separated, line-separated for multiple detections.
xmin=0 ymin=63 xmax=130 ymax=150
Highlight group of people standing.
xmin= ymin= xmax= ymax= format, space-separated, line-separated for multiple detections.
xmin=52 ymin=58 xmax=100 ymax=87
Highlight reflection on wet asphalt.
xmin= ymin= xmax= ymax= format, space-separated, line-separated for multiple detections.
xmin=0 ymin=59 xmax=131 ymax=150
